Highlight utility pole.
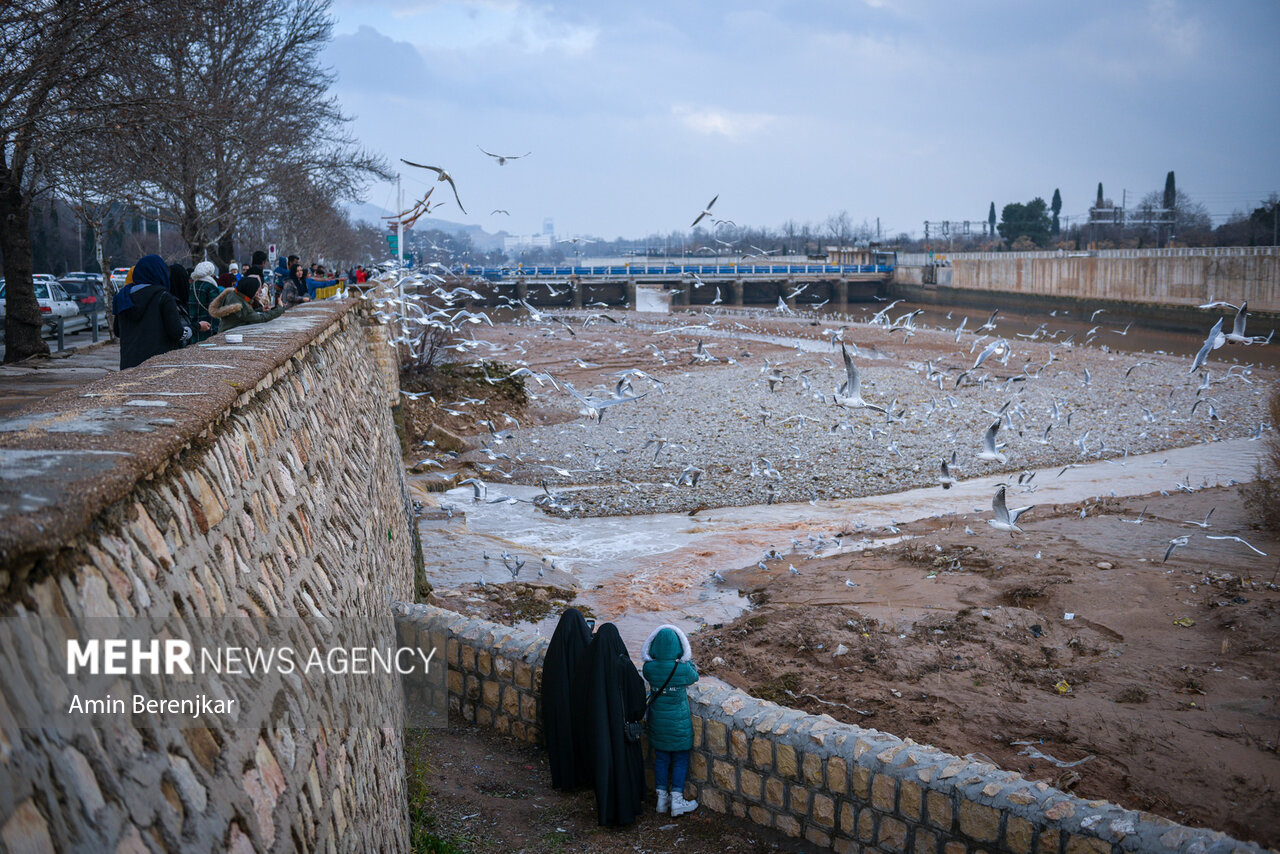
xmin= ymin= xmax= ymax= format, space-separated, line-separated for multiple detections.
xmin=396 ymin=172 xmax=404 ymax=269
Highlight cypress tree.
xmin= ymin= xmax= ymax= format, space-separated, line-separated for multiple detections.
xmin=1096 ymin=183 xmax=1104 ymax=207
xmin=1051 ymin=189 xmax=1062 ymax=234
xmin=988 ymin=202 xmax=996 ymax=237
xmin=1163 ymin=171 xmax=1176 ymax=210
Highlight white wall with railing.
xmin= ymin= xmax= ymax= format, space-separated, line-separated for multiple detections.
xmin=896 ymin=246 xmax=1278 ymax=266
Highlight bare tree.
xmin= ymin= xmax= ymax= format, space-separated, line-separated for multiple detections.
xmin=0 ymin=1 xmax=167 ymax=361
xmin=824 ymin=210 xmax=853 ymax=250
xmin=117 ymin=0 xmax=388 ymax=268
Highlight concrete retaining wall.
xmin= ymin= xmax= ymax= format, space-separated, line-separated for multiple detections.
xmin=895 ymin=250 xmax=1279 ymax=312
xmin=396 ymin=603 xmax=1267 ymax=854
xmin=0 ymin=302 xmax=414 ymax=852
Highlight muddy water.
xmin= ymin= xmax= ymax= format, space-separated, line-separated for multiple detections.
xmin=414 ymin=437 xmax=1265 ymax=653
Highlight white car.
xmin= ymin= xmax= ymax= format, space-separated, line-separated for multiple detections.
xmin=0 ymin=279 xmax=90 ymax=334
xmin=110 ymin=267 xmax=131 ymax=288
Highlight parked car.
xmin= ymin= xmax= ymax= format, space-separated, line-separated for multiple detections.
xmin=58 ymin=278 xmax=105 ymax=314
xmin=0 ymin=279 xmax=89 ymax=334
xmin=110 ymin=267 xmax=131 ymax=288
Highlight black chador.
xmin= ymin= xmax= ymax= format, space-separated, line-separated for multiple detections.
xmin=541 ymin=608 xmax=594 ymax=790
xmin=580 ymin=622 xmax=647 ymax=826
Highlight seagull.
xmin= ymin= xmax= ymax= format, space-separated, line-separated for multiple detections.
xmin=477 ymin=146 xmax=530 ymax=165
xmin=1190 ymin=318 xmax=1225 ymax=373
xmin=691 ymin=194 xmax=719 ymax=228
xmin=1163 ymin=535 xmax=1190 ymax=564
xmin=1182 ymin=508 xmax=1215 ymax=528
xmin=988 ymin=485 xmax=1033 ymax=536
xmin=832 ymin=343 xmax=886 ymax=412
xmin=400 ymin=159 xmax=467 ymax=214
xmin=977 ymin=419 xmax=1008 ymax=464
xmin=458 ymin=477 xmax=485 ymax=501
xmin=938 ymin=459 xmax=956 ymax=489
xmin=1205 ymin=535 xmax=1267 ymax=556
xmin=1223 ymin=302 xmax=1260 ymax=345
xmin=1119 ymin=505 xmax=1147 ymax=524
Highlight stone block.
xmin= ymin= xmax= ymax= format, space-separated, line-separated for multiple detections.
xmin=459 ymin=645 xmax=475 ymax=671
xmin=3 ymin=799 xmax=53 ymax=854
xmin=689 ymin=751 xmax=708 ymax=782
xmin=748 ymin=805 xmax=772 ymax=827
xmin=493 ymin=715 xmax=511 ymax=735
xmin=789 ymin=784 xmax=809 ymax=816
xmin=711 ymin=759 xmax=737 ymax=791
xmin=812 ymin=793 xmax=835 ymax=827
xmin=834 ymin=840 xmax=859 ymax=854
xmin=514 ymin=661 xmax=532 ymax=689
xmin=852 ymin=765 xmax=871 ymax=799
xmin=944 ymin=843 xmax=967 ymax=854
xmin=476 ymin=650 xmax=492 ymax=676
xmin=914 ymin=827 xmax=937 ymax=854
xmin=899 ymin=779 xmax=922 ymax=821
xmin=806 ymin=827 xmax=833 ymax=848
xmin=731 ymin=729 xmax=748 ymax=760
xmin=840 ymin=801 xmax=856 ymax=834
xmin=803 ymin=752 xmax=823 ymax=787
xmin=766 ymin=777 xmax=785 ymax=808
xmin=959 ymin=800 xmax=1000 ymax=843
xmin=706 ymin=720 xmax=727 ymax=754
xmin=878 ymin=816 xmax=908 ymax=852
xmin=1006 ymin=815 xmax=1034 ymax=854
xmin=871 ymin=773 xmax=896 ymax=812
xmin=857 ymin=807 xmax=877 ymax=842
xmin=827 ymin=755 xmax=848 ymax=795
xmin=482 ymin=680 xmax=500 ymax=709
xmin=702 ymin=788 xmax=726 ymax=813
xmin=501 ymin=686 xmax=520 ymax=717
xmin=1065 ymin=834 xmax=1113 ymax=854
xmin=777 ymin=744 xmax=798 ymax=779
xmin=927 ymin=790 xmax=953 ymax=831
xmin=776 ymin=815 xmax=801 ymax=838
xmin=732 ymin=801 xmax=747 ymax=819
xmin=447 ymin=639 xmax=459 ymax=666
xmin=740 ymin=769 xmax=762 ymax=800
xmin=476 ymin=707 xmax=491 ymax=726
xmin=751 ymin=737 xmax=773 ymax=769
xmin=520 ymin=693 xmax=537 ymax=722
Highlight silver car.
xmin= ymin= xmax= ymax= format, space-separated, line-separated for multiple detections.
xmin=0 ymin=279 xmax=90 ymax=334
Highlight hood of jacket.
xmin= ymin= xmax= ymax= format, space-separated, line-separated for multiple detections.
xmin=114 ymin=254 xmax=169 ymax=314
xmin=207 ymin=288 xmax=245 ymax=319
xmin=641 ymin=624 xmax=691 ymax=662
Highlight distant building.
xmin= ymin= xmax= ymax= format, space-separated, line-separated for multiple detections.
xmin=825 ymin=246 xmax=895 ymax=266
xmin=503 ymin=233 xmax=556 ymax=252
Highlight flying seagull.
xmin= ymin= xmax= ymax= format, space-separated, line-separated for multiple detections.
xmin=691 ymin=194 xmax=719 ymax=228
xmin=400 ymin=159 xmax=467 ymax=214
xmin=977 ymin=419 xmax=1008 ymax=464
xmin=988 ymin=485 xmax=1033 ymax=536
xmin=1190 ymin=318 xmax=1225 ymax=372
xmin=478 ymin=146 xmax=531 ymax=165
xmin=1205 ymin=534 xmax=1267 ymax=556
xmin=832 ymin=342 xmax=885 ymax=412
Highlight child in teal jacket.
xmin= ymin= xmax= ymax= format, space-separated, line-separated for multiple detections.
xmin=641 ymin=624 xmax=699 ymax=816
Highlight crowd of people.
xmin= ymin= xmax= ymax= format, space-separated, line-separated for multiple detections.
xmin=110 ymin=250 xmax=368 ymax=370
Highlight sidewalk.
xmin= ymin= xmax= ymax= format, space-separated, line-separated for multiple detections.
xmin=0 ymin=341 xmax=119 ymax=419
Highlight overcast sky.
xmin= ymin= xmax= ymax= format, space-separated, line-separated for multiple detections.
xmin=325 ymin=0 xmax=1280 ymax=241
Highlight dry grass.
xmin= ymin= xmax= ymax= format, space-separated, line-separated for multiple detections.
xmin=1244 ymin=388 xmax=1280 ymax=534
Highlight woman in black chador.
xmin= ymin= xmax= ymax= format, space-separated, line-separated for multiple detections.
xmin=541 ymin=608 xmax=593 ymax=790
xmin=580 ymin=622 xmax=647 ymax=826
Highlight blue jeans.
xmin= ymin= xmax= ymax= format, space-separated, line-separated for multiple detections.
xmin=654 ymin=749 xmax=690 ymax=792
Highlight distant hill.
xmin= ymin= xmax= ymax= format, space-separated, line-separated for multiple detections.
xmin=346 ymin=201 xmax=507 ymax=251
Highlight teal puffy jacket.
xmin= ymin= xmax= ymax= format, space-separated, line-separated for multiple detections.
xmin=641 ymin=625 xmax=699 ymax=752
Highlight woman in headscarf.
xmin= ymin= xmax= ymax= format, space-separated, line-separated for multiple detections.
xmin=112 ymin=255 xmax=194 ymax=370
xmin=579 ymin=622 xmax=647 ymax=826
xmin=189 ymin=261 xmax=222 ymax=342
xmin=207 ymin=266 xmax=285 ymax=333
xmin=279 ymin=262 xmax=311 ymax=308
xmin=167 ymin=264 xmax=208 ymax=343
xmin=541 ymin=609 xmax=594 ymax=791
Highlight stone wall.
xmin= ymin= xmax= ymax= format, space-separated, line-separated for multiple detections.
xmin=396 ymin=603 xmax=1267 ymax=854
xmin=0 ymin=302 xmax=414 ymax=852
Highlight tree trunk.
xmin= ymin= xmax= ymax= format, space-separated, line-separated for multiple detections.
xmin=0 ymin=171 xmax=49 ymax=362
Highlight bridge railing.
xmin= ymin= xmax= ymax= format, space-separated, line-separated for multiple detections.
xmin=453 ymin=264 xmax=893 ymax=281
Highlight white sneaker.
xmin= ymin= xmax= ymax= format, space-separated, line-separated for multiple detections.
xmin=655 ymin=789 xmax=670 ymax=814
xmin=671 ymin=792 xmax=699 ymax=817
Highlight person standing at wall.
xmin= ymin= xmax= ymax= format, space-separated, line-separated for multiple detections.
xmin=207 ymin=268 xmax=285 ymax=332
xmin=641 ymin=625 xmax=700 ymax=817
xmin=189 ymin=261 xmax=222 ymax=342
xmin=112 ymin=255 xmax=197 ymax=370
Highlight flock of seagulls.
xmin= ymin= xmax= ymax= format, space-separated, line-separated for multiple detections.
xmin=373 ymin=215 xmax=1273 ymax=584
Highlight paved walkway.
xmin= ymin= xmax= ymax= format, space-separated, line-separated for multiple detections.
xmin=0 ymin=342 xmax=119 ymax=418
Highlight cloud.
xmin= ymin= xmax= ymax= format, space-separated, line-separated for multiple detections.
xmin=377 ymin=0 xmax=598 ymax=55
xmin=672 ymin=105 xmax=776 ymax=139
